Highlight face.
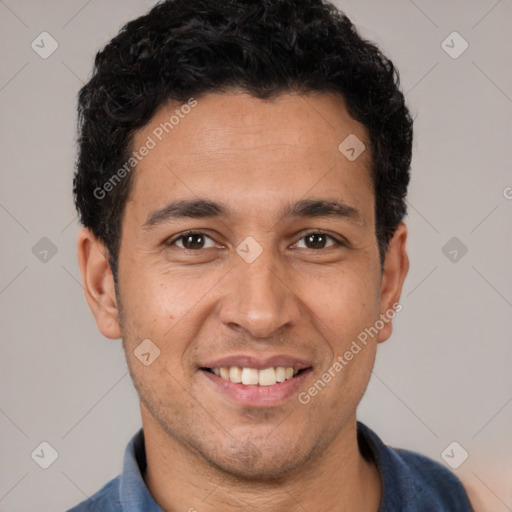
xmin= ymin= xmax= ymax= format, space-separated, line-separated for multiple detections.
xmin=79 ymin=91 xmax=408 ymax=479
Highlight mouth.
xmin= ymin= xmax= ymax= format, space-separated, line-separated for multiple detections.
xmin=202 ymin=366 xmax=308 ymax=386
xmin=199 ymin=355 xmax=313 ymax=406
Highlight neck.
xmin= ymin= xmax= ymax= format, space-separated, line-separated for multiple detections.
xmin=141 ymin=408 xmax=381 ymax=512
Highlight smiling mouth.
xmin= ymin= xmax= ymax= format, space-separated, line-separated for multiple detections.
xmin=201 ymin=366 xmax=310 ymax=386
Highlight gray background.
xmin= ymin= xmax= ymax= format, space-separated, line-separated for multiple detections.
xmin=0 ymin=0 xmax=511 ymax=511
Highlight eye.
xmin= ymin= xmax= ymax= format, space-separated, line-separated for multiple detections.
xmin=169 ymin=231 xmax=217 ymax=250
xmin=166 ymin=230 xmax=344 ymax=252
xmin=294 ymin=232 xmax=342 ymax=250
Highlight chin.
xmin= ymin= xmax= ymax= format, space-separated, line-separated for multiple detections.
xmin=197 ymin=435 xmax=317 ymax=482
xmin=207 ymin=454 xmax=304 ymax=482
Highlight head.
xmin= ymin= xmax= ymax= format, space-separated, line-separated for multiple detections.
xmin=75 ymin=0 xmax=411 ymax=479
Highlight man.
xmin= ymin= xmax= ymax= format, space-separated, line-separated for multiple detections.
xmin=69 ymin=0 xmax=474 ymax=510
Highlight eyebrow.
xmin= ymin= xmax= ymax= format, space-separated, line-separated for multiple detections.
xmin=143 ymin=198 xmax=362 ymax=230
xmin=143 ymin=199 xmax=230 ymax=229
xmin=285 ymin=198 xmax=361 ymax=223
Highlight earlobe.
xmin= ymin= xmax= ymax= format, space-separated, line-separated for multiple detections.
xmin=77 ymin=227 xmax=122 ymax=339
xmin=377 ymin=223 xmax=409 ymax=343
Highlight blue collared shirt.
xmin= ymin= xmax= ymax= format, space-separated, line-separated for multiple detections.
xmin=67 ymin=422 xmax=473 ymax=511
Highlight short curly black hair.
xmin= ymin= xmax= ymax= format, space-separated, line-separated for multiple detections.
xmin=73 ymin=0 xmax=413 ymax=282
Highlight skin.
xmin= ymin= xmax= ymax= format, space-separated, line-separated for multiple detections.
xmin=78 ymin=91 xmax=409 ymax=511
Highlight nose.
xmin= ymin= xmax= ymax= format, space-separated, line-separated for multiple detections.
xmin=218 ymin=251 xmax=302 ymax=339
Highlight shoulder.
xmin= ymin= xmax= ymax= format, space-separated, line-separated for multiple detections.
xmin=66 ymin=476 xmax=122 ymax=512
xmin=392 ymin=447 xmax=473 ymax=511
xmin=357 ymin=422 xmax=473 ymax=511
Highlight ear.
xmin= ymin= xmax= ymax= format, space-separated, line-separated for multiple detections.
xmin=77 ymin=227 xmax=122 ymax=339
xmin=377 ymin=222 xmax=409 ymax=343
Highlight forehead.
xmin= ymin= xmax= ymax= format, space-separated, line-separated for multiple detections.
xmin=128 ymin=91 xmax=373 ymax=225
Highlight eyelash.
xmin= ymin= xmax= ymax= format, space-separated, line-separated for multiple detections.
xmin=166 ymin=230 xmax=346 ymax=251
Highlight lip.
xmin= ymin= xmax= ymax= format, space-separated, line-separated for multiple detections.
xmin=200 ymin=367 xmax=312 ymax=407
xmin=201 ymin=354 xmax=313 ymax=371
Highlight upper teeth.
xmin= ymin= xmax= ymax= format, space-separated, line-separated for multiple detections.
xmin=212 ymin=366 xmax=299 ymax=386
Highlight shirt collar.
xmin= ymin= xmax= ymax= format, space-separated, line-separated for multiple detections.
xmin=356 ymin=421 xmax=423 ymax=510
xmin=118 ymin=423 xmax=420 ymax=511
xmin=119 ymin=428 xmax=163 ymax=511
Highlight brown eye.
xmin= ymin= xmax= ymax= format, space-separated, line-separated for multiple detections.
xmin=296 ymin=232 xmax=339 ymax=250
xmin=171 ymin=232 xmax=216 ymax=250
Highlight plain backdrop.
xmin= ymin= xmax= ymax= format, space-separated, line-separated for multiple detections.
xmin=0 ymin=1 xmax=511 ymax=511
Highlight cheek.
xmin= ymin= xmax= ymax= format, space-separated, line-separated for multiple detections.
xmin=118 ymin=265 xmax=222 ymax=347
xmin=304 ymin=265 xmax=381 ymax=347
xmin=300 ymin=273 xmax=379 ymax=418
